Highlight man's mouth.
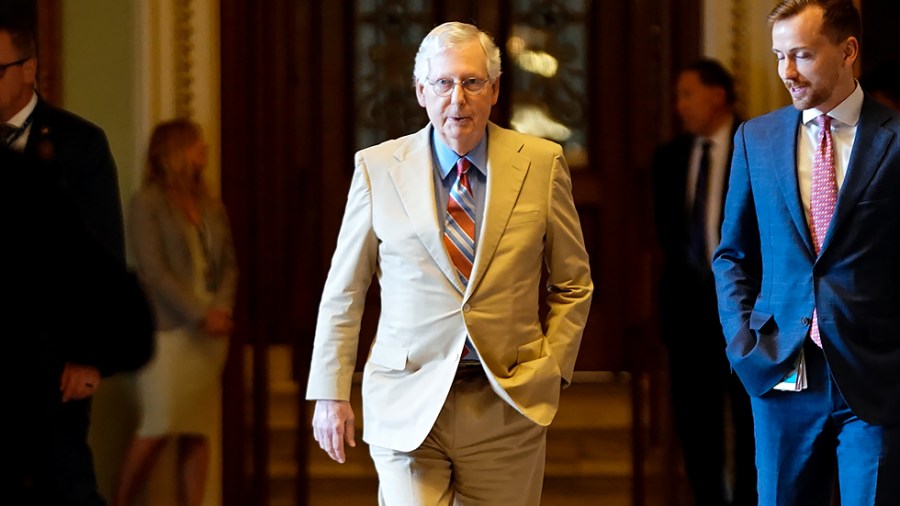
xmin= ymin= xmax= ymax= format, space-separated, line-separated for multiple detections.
xmin=786 ymin=82 xmax=807 ymax=95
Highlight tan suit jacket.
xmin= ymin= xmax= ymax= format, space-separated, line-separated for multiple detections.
xmin=306 ymin=122 xmax=593 ymax=452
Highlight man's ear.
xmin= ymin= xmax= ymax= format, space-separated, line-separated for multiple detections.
xmin=843 ymin=36 xmax=859 ymax=66
xmin=415 ymin=80 xmax=427 ymax=107
xmin=490 ymin=74 xmax=501 ymax=106
xmin=22 ymin=57 xmax=38 ymax=86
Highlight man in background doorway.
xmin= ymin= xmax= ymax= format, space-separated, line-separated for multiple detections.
xmin=651 ymin=59 xmax=756 ymax=506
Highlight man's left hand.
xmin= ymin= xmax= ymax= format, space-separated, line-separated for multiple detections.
xmin=60 ymin=363 xmax=101 ymax=402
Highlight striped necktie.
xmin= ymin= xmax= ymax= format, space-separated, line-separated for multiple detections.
xmin=444 ymin=158 xmax=478 ymax=361
xmin=809 ymin=114 xmax=836 ymax=348
xmin=444 ymin=158 xmax=476 ymax=287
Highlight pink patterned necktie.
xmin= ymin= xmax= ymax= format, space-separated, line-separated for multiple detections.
xmin=809 ymin=114 xmax=836 ymax=348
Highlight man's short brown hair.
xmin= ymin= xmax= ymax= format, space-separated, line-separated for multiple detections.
xmin=0 ymin=15 xmax=37 ymax=59
xmin=768 ymin=0 xmax=861 ymax=45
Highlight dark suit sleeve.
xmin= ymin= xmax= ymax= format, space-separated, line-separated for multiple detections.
xmin=7 ymin=148 xmax=154 ymax=377
xmin=55 ymin=199 xmax=154 ymax=376
xmin=70 ymin=127 xmax=126 ymax=262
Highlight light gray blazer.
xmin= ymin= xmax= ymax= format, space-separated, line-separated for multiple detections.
xmin=128 ymin=185 xmax=238 ymax=331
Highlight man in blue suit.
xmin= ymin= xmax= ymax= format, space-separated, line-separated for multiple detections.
xmin=713 ymin=0 xmax=900 ymax=504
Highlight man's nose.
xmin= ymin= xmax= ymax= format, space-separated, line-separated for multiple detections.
xmin=450 ymin=82 xmax=467 ymax=103
xmin=781 ymin=58 xmax=798 ymax=80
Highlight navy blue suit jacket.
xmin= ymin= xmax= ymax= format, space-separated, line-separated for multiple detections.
xmin=713 ymin=95 xmax=900 ymax=425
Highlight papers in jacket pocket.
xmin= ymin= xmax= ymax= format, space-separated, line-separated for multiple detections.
xmin=773 ymin=348 xmax=807 ymax=391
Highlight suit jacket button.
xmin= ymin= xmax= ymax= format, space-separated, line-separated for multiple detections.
xmin=463 ymin=304 xmax=471 ymax=312
xmin=801 ymin=317 xmax=811 ymax=326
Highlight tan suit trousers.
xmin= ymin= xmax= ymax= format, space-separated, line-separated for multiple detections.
xmin=369 ymin=371 xmax=547 ymax=506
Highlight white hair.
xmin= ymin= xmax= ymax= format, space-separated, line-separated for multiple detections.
xmin=413 ymin=22 xmax=502 ymax=84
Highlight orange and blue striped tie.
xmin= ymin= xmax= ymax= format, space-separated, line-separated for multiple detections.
xmin=444 ymin=158 xmax=476 ymax=287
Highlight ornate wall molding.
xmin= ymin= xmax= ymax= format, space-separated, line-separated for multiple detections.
xmin=143 ymin=0 xmax=221 ymax=195
xmin=173 ymin=0 xmax=195 ymax=118
xmin=729 ymin=0 xmax=748 ymax=116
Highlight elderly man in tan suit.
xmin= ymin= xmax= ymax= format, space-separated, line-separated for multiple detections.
xmin=307 ymin=21 xmax=593 ymax=506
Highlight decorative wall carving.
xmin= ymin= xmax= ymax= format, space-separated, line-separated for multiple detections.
xmin=173 ymin=0 xmax=195 ymax=118
xmin=729 ymin=0 xmax=748 ymax=116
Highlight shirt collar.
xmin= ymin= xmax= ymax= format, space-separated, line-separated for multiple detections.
xmin=7 ymin=92 xmax=38 ymax=128
xmin=696 ymin=116 xmax=735 ymax=149
xmin=432 ymin=127 xmax=488 ymax=180
xmin=802 ymin=80 xmax=863 ymax=127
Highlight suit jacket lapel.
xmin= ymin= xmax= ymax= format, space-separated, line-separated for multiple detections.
xmin=770 ymin=107 xmax=815 ymax=255
xmin=465 ymin=123 xmax=530 ymax=298
xmin=823 ymin=97 xmax=895 ymax=254
xmin=387 ymin=126 xmax=465 ymax=294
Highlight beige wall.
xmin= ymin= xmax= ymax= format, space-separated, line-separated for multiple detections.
xmin=61 ymin=0 xmax=222 ymax=504
xmin=703 ymin=0 xmax=790 ymax=119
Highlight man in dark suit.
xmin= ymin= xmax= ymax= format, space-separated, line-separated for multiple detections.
xmin=1 ymin=14 xmax=143 ymax=506
xmin=4 ymin=146 xmax=154 ymax=505
xmin=651 ymin=59 xmax=756 ymax=506
xmin=713 ymin=0 xmax=900 ymax=503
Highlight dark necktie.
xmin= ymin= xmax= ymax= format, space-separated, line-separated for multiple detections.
xmin=689 ymin=139 xmax=712 ymax=267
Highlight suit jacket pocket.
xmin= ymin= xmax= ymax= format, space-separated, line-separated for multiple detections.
xmin=507 ymin=209 xmax=541 ymax=227
xmin=517 ymin=337 xmax=545 ymax=364
xmin=749 ymin=309 xmax=774 ymax=333
xmin=368 ymin=341 xmax=409 ymax=370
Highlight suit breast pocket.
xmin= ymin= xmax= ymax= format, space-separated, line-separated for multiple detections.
xmin=506 ymin=209 xmax=541 ymax=228
xmin=368 ymin=341 xmax=409 ymax=370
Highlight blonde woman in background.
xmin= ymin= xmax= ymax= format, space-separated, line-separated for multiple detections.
xmin=114 ymin=119 xmax=238 ymax=506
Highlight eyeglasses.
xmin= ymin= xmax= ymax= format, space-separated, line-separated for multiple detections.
xmin=425 ymin=77 xmax=491 ymax=97
xmin=0 ymin=57 xmax=31 ymax=79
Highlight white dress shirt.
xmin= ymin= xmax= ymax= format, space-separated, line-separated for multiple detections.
xmin=687 ymin=118 xmax=734 ymax=263
xmin=797 ymin=82 xmax=863 ymax=226
xmin=5 ymin=92 xmax=38 ymax=152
